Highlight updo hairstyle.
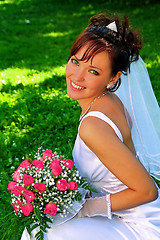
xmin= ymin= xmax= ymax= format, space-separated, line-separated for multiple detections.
xmin=68 ymin=13 xmax=142 ymax=92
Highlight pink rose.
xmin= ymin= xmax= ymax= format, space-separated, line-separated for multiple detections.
xmin=68 ymin=181 xmax=78 ymax=190
xmin=51 ymin=166 xmax=62 ymax=176
xmin=32 ymin=160 xmax=44 ymax=170
xmin=50 ymin=159 xmax=60 ymax=168
xmin=20 ymin=158 xmax=31 ymax=169
xmin=11 ymin=199 xmax=23 ymax=213
xmin=23 ymin=174 xmax=34 ymax=186
xmin=57 ymin=179 xmax=69 ymax=191
xmin=34 ymin=182 xmax=46 ymax=193
xmin=43 ymin=150 xmax=53 ymax=160
xmin=51 ymin=160 xmax=62 ymax=176
xmin=23 ymin=190 xmax=35 ymax=203
xmin=7 ymin=181 xmax=16 ymax=191
xmin=21 ymin=204 xmax=33 ymax=216
xmin=12 ymin=167 xmax=21 ymax=181
xmin=65 ymin=159 xmax=74 ymax=169
xmin=14 ymin=186 xmax=26 ymax=196
xmin=44 ymin=202 xmax=57 ymax=215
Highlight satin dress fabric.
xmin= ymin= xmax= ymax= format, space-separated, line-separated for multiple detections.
xmin=21 ymin=111 xmax=160 ymax=240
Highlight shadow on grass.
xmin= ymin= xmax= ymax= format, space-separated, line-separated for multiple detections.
xmin=0 ymin=74 xmax=66 ymax=93
xmin=0 ymin=0 xmax=97 ymax=70
xmin=0 ymin=0 xmax=160 ymax=71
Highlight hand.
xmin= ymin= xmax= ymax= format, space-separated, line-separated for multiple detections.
xmin=76 ymin=194 xmax=112 ymax=219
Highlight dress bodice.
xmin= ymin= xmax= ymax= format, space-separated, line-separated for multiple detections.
xmin=73 ymin=111 xmax=128 ymax=196
xmin=22 ymin=110 xmax=160 ymax=240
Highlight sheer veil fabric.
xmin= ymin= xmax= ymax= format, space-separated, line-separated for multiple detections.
xmin=116 ymin=56 xmax=160 ymax=180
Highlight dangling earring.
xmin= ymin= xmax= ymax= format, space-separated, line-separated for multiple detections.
xmin=107 ymin=83 xmax=111 ymax=89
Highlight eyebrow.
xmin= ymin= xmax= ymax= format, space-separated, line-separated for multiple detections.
xmin=73 ymin=55 xmax=102 ymax=72
xmin=89 ymin=65 xmax=102 ymax=72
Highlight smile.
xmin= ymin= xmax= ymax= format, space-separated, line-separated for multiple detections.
xmin=71 ymin=81 xmax=85 ymax=90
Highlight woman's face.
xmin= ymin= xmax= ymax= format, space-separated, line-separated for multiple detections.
xmin=66 ymin=45 xmax=112 ymax=103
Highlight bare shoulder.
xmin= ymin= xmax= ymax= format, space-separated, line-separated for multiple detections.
xmin=80 ymin=93 xmax=136 ymax=153
xmin=109 ymin=93 xmax=126 ymax=115
xmin=79 ymin=115 xmax=117 ymax=145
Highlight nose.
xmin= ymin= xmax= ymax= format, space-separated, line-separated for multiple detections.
xmin=72 ymin=68 xmax=85 ymax=82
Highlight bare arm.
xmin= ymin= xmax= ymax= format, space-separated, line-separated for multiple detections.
xmin=79 ymin=116 xmax=158 ymax=212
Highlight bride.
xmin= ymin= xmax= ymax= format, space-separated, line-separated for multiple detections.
xmin=21 ymin=13 xmax=160 ymax=239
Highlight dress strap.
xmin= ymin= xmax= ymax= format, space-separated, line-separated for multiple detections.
xmin=81 ymin=111 xmax=123 ymax=142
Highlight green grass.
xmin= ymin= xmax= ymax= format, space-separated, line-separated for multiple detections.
xmin=0 ymin=0 xmax=160 ymax=239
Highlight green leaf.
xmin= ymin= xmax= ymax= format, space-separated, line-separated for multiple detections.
xmin=40 ymin=225 xmax=47 ymax=233
xmin=28 ymin=157 xmax=33 ymax=163
xmin=81 ymin=182 xmax=89 ymax=189
xmin=34 ymin=207 xmax=42 ymax=223
xmin=42 ymin=222 xmax=51 ymax=229
xmin=43 ymin=215 xmax=52 ymax=224
xmin=89 ymin=187 xmax=98 ymax=193
xmin=26 ymin=225 xmax=32 ymax=236
xmin=35 ymin=230 xmax=44 ymax=240
xmin=75 ymin=192 xmax=82 ymax=202
xmin=30 ymin=223 xmax=40 ymax=233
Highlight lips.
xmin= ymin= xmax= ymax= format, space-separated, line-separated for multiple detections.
xmin=70 ymin=80 xmax=85 ymax=91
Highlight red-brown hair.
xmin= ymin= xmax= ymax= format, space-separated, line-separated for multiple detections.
xmin=68 ymin=13 xmax=142 ymax=92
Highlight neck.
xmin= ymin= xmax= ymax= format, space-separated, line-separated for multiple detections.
xmin=78 ymin=98 xmax=94 ymax=114
xmin=79 ymin=91 xmax=108 ymax=121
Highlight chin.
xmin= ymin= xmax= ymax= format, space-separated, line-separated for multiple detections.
xmin=67 ymin=89 xmax=79 ymax=100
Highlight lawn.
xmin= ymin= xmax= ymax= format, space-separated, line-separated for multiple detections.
xmin=0 ymin=0 xmax=160 ymax=239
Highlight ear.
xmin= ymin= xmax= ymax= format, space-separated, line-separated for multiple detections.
xmin=109 ymin=71 xmax=121 ymax=87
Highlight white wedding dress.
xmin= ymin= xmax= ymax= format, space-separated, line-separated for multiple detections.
xmin=21 ymin=110 xmax=160 ymax=240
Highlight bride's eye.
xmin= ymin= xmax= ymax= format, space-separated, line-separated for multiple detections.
xmin=90 ymin=70 xmax=99 ymax=76
xmin=71 ymin=58 xmax=79 ymax=65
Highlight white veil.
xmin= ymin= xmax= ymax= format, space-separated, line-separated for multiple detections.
xmin=116 ymin=56 xmax=160 ymax=181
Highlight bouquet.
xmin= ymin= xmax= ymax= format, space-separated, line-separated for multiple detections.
xmin=7 ymin=148 xmax=92 ymax=240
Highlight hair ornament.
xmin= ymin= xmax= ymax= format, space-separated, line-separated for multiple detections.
xmin=106 ymin=21 xmax=117 ymax=33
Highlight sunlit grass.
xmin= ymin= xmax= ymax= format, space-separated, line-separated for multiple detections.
xmin=0 ymin=0 xmax=160 ymax=239
xmin=43 ymin=31 xmax=72 ymax=38
xmin=145 ymin=56 xmax=160 ymax=68
xmin=0 ymin=65 xmax=66 ymax=87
